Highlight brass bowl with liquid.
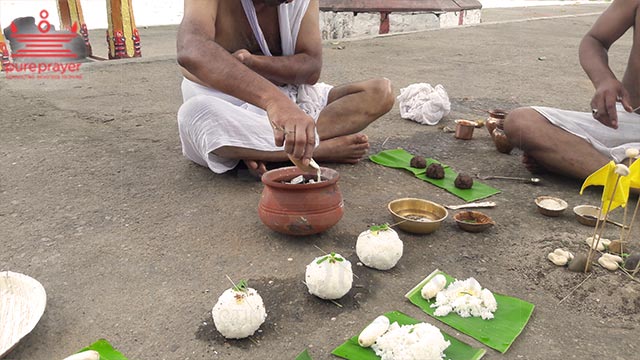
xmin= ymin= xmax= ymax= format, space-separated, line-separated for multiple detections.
xmin=387 ymin=198 xmax=448 ymax=234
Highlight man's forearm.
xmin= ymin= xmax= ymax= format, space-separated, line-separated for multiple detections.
xmin=177 ymin=32 xmax=292 ymax=110
xmin=245 ymin=53 xmax=321 ymax=85
xmin=579 ymin=35 xmax=617 ymax=88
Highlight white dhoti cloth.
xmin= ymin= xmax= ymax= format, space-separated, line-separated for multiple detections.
xmin=533 ymin=103 xmax=640 ymax=162
xmin=178 ymin=79 xmax=332 ymax=173
xmin=176 ymin=0 xmax=333 ymax=173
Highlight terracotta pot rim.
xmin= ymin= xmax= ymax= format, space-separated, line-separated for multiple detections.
xmin=261 ymin=166 xmax=339 ymax=189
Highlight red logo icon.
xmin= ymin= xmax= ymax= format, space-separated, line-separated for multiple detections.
xmin=9 ymin=10 xmax=80 ymax=59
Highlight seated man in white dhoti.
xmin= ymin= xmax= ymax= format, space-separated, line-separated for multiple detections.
xmin=504 ymin=0 xmax=640 ymax=179
xmin=176 ymin=0 xmax=394 ymax=176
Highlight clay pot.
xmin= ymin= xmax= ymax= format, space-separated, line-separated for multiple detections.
xmin=492 ymin=128 xmax=513 ymax=154
xmin=455 ymin=120 xmax=476 ymax=140
xmin=258 ymin=166 xmax=343 ymax=236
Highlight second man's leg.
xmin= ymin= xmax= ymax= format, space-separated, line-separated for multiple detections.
xmin=503 ymin=107 xmax=609 ymax=179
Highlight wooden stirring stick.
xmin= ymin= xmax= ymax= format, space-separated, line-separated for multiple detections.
xmin=289 ymin=155 xmax=322 ymax=182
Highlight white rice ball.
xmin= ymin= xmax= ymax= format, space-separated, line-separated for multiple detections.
xmin=305 ymin=253 xmax=353 ymax=300
xmin=212 ymin=287 xmax=266 ymax=339
xmin=356 ymin=228 xmax=403 ymax=270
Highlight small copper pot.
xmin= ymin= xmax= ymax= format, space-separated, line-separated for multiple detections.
xmin=455 ymin=120 xmax=476 ymax=140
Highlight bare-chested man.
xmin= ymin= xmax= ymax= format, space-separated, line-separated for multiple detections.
xmin=504 ymin=0 xmax=640 ymax=179
xmin=176 ymin=0 xmax=394 ymax=176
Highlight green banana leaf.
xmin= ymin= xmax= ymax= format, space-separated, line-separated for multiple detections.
xmin=332 ymin=311 xmax=486 ymax=360
xmin=296 ymin=349 xmax=313 ymax=360
xmin=405 ymin=270 xmax=535 ymax=353
xmin=369 ymin=149 xmax=500 ymax=202
xmin=78 ymin=339 xmax=128 ymax=360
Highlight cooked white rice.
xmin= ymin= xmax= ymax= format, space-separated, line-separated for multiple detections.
xmin=371 ymin=322 xmax=450 ymax=360
xmin=431 ymin=277 xmax=497 ymax=320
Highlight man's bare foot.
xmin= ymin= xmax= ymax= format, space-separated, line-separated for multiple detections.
xmin=243 ymin=159 xmax=267 ymax=178
xmin=522 ymin=153 xmax=548 ymax=174
xmin=314 ymin=133 xmax=370 ymax=164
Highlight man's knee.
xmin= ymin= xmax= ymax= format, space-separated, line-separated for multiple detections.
xmin=178 ymin=94 xmax=224 ymax=128
xmin=367 ymin=77 xmax=395 ymax=116
xmin=503 ymin=107 xmax=541 ymax=138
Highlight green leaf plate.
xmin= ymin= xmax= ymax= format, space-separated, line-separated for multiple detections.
xmin=369 ymin=149 xmax=500 ymax=202
xmin=78 ymin=339 xmax=128 ymax=360
xmin=296 ymin=349 xmax=313 ymax=360
xmin=405 ymin=270 xmax=535 ymax=353
xmin=332 ymin=311 xmax=486 ymax=360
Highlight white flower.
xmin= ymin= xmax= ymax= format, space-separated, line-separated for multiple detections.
xmin=625 ymin=148 xmax=639 ymax=159
xmin=615 ymin=164 xmax=630 ymax=176
xmin=598 ymin=253 xmax=623 ymax=271
xmin=586 ymin=236 xmax=610 ymax=251
xmin=547 ymin=248 xmax=574 ymax=266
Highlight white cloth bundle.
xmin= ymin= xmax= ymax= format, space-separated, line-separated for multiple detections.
xmin=397 ymin=83 xmax=451 ymax=125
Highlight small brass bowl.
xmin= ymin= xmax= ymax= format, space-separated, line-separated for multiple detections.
xmin=388 ymin=198 xmax=448 ymax=234
xmin=535 ymin=196 xmax=568 ymax=217
xmin=453 ymin=211 xmax=495 ymax=233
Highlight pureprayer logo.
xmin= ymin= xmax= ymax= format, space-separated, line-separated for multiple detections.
xmin=3 ymin=9 xmax=85 ymax=80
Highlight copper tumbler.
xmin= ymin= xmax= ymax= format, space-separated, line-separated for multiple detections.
xmin=455 ymin=120 xmax=476 ymax=140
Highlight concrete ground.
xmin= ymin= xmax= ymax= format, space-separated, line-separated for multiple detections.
xmin=1 ymin=3 xmax=637 ymax=360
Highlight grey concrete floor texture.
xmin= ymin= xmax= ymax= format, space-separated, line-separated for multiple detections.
xmin=1 ymin=4 xmax=637 ymax=360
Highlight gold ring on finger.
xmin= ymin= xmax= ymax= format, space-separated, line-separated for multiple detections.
xmin=270 ymin=121 xmax=286 ymax=132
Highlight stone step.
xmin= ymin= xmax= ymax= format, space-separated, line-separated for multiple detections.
xmin=319 ymin=0 xmax=483 ymax=40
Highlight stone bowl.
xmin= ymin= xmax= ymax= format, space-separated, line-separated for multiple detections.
xmin=258 ymin=166 xmax=343 ymax=236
